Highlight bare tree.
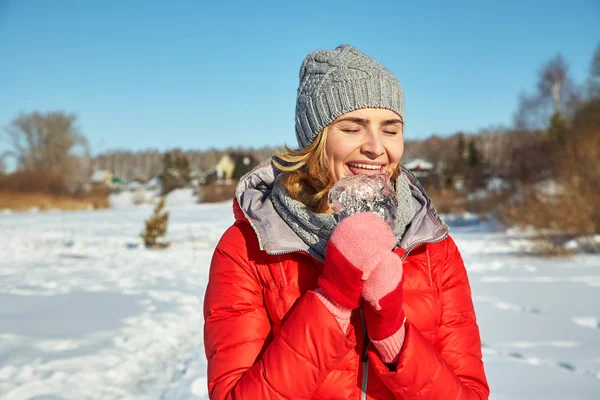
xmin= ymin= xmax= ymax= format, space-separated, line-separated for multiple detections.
xmin=514 ymin=55 xmax=581 ymax=129
xmin=2 ymin=111 xmax=89 ymax=191
xmin=199 ymin=148 xmax=223 ymax=171
xmin=90 ymin=146 xmax=281 ymax=183
xmin=253 ymin=146 xmax=280 ymax=163
xmin=587 ymin=42 xmax=600 ymax=99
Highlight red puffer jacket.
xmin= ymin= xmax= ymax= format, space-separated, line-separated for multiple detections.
xmin=203 ymin=162 xmax=489 ymax=400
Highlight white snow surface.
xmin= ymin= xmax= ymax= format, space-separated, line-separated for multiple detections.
xmin=1 ymin=204 xmax=599 ymax=399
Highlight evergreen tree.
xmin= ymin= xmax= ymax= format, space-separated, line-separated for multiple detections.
xmin=466 ymin=139 xmax=486 ymax=189
xmin=140 ymin=196 xmax=171 ymax=249
xmin=456 ymin=134 xmax=466 ymax=162
xmin=161 ymin=152 xmax=191 ymax=194
xmin=232 ymin=154 xmax=258 ymax=180
xmin=466 ymin=140 xmax=482 ymax=169
xmin=539 ymin=110 xmax=569 ymax=178
xmin=547 ymin=110 xmax=568 ymax=145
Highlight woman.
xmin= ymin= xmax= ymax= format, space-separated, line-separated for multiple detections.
xmin=204 ymin=44 xmax=489 ymax=399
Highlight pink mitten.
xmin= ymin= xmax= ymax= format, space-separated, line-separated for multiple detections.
xmin=362 ymin=251 xmax=406 ymax=363
xmin=319 ymin=213 xmax=397 ymax=310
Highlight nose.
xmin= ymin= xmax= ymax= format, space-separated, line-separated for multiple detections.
xmin=361 ymin=131 xmax=385 ymax=158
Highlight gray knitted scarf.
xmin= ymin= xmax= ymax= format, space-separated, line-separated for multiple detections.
xmin=271 ymin=173 xmax=417 ymax=260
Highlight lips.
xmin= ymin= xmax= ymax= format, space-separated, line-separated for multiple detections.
xmin=346 ymin=162 xmax=385 ymax=175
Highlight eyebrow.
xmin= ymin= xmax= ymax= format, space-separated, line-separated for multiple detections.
xmin=334 ymin=117 xmax=403 ymax=125
xmin=382 ymin=118 xmax=404 ymax=125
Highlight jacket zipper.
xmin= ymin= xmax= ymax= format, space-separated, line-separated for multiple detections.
xmin=400 ymin=231 xmax=448 ymax=261
xmin=276 ymin=256 xmax=289 ymax=286
xmin=359 ymin=307 xmax=369 ymax=400
xmin=239 ymin=186 xmax=446 ymax=400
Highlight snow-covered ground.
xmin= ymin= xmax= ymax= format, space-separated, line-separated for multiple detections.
xmin=453 ymin=218 xmax=600 ymax=399
xmin=0 ymin=200 xmax=599 ymax=399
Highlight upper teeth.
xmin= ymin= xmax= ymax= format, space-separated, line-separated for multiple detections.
xmin=348 ymin=163 xmax=382 ymax=170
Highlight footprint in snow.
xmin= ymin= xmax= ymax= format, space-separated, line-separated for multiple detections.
xmin=474 ymin=296 xmax=542 ymax=314
xmin=572 ymin=316 xmax=600 ymax=331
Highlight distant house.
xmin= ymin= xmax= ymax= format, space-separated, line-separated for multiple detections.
xmin=404 ymin=158 xmax=435 ymax=186
xmin=91 ymin=170 xmax=113 ymax=184
xmin=404 ymin=158 xmax=433 ymax=174
xmin=90 ymin=170 xmax=115 ymax=190
xmin=215 ymin=154 xmax=236 ymax=182
xmin=214 ymin=153 xmax=258 ymax=183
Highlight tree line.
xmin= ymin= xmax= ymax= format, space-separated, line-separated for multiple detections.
xmin=91 ymin=146 xmax=277 ymax=183
xmin=2 ymin=42 xmax=599 ymax=198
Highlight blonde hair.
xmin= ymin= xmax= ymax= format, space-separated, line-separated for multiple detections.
xmin=273 ymin=126 xmax=402 ymax=213
xmin=273 ymin=127 xmax=332 ymax=213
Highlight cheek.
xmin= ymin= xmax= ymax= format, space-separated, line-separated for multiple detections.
xmin=383 ymin=136 xmax=404 ymax=161
xmin=326 ymin=139 xmax=349 ymax=167
xmin=325 ymin=144 xmax=337 ymax=170
xmin=325 ymin=143 xmax=341 ymax=181
xmin=325 ymin=152 xmax=350 ymax=184
xmin=328 ymin=153 xmax=347 ymax=180
xmin=395 ymin=145 xmax=404 ymax=162
xmin=384 ymin=140 xmax=403 ymax=177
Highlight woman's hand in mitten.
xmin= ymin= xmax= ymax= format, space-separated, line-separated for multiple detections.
xmin=362 ymin=250 xmax=406 ymax=363
xmin=318 ymin=212 xmax=397 ymax=310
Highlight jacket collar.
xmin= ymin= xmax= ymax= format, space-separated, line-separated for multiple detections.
xmin=233 ymin=158 xmax=449 ymax=260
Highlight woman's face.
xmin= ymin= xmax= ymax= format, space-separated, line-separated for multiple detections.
xmin=325 ymin=108 xmax=404 ymax=184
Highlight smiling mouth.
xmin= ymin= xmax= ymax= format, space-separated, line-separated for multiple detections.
xmin=346 ymin=162 xmax=385 ymax=175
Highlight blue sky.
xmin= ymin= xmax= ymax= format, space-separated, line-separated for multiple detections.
xmin=0 ymin=0 xmax=598 ymax=155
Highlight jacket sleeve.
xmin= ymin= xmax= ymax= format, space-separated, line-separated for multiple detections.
xmin=203 ymin=223 xmax=355 ymax=399
xmin=367 ymin=236 xmax=490 ymax=400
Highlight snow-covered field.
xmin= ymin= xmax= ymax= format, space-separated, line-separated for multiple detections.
xmin=453 ymin=218 xmax=600 ymax=399
xmin=1 ymin=197 xmax=599 ymax=399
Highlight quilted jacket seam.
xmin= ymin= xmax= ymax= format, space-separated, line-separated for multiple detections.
xmin=207 ymin=337 xmax=267 ymax=360
xmin=216 ymin=238 xmax=262 ymax=290
xmin=409 ymin=358 xmax=443 ymax=399
xmin=280 ymin=330 xmax=319 ymax=369
xmin=307 ymin=347 xmax=356 ymax=400
xmin=258 ymin=357 xmax=289 ymax=399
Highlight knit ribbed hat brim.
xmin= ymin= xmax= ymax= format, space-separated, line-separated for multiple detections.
xmin=295 ymin=45 xmax=404 ymax=148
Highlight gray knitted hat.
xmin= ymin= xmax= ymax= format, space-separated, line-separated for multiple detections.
xmin=295 ymin=44 xmax=405 ymax=149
